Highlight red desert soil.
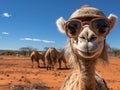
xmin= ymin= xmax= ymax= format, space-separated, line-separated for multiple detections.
xmin=0 ymin=55 xmax=119 ymax=90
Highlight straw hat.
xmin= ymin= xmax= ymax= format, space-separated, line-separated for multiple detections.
xmin=70 ymin=5 xmax=106 ymax=19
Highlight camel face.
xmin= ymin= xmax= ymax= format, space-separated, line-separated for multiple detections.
xmin=56 ymin=6 xmax=117 ymax=61
xmin=65 ymin=17 xmax=110 ymax=60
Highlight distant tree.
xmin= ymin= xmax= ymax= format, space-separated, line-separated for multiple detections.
xmin=108 ymin=47 xmax=120 ymax=57
xmin=19 ymin=47 xmax=37 ymax=56
xmin=0 ymin=50 xmax=15 ymax=55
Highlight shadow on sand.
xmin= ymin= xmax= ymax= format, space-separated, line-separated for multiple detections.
xmin=0 ymin=83 xmax=50 ymax=90
xmin=57 ymin=67 xmax=71 ymax=70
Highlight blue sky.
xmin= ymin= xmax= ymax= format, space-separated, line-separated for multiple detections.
xmin=0 ymin=0 xmax=119 ymax=50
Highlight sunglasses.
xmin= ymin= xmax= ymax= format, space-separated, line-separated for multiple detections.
xmin=64 ymin=18 xmax=110 ymax=38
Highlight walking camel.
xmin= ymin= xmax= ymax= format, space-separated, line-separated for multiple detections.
xmin=57 ymin=49 xmax=68 ymax=69
xmin=30 ymin=50 xmax=46 ymax=68
xmin=56 ymin=5 xmax=117 ymax=90
xmin=45 ymin=47 xmax=67 ymax=70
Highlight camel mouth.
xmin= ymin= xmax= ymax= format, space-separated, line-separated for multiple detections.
xmin=75 ymin=41 xmax=99 ymax=53
xmin=78 ymin=49 xmax=97 ymax=57
xmin=76 ymin=48 xmax=100 ymax=59
xmin=77 ymin=45 xmax=99 ymax=54
xmin=81 ymin=51 xmax=96 ymax=56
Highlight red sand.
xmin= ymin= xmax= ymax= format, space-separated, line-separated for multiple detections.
xmin=0 ymin=55 xmax=119 ymax=90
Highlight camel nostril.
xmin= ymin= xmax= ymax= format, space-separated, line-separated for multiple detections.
xmin=80 ymin=35 xmax=97 ymax=42
xmin=89 ymin=35 xmax=97 ymax=42
xmin=80 ymin=36 xmax=86 ymax=40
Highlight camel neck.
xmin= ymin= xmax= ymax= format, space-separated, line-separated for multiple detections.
xmin=79 ymin=59 xmax=96 ymax=90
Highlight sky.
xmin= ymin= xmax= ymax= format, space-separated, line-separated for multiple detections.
xmin=0 ymin=0 xmax=119 ymax=50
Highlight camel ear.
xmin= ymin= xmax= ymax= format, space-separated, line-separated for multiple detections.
xmin=56 ymin=17 xmax=66 ymax=34
xmin=107 ymin=14 xmax=118 ymax=30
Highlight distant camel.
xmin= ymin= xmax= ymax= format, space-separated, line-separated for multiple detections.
xmin=30 ymin=50 xmax=46 ymax=68
xmin=45 ymin=47 xmax=67 ymax=70
xmin=57 ymin=49 xmax=68 ymax=69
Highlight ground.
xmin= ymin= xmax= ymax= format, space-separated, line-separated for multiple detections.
xmin=0 ymin=55 xmax=119 ymax=90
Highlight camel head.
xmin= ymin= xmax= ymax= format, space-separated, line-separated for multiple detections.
xmin=56 ymin=6 xmax=117 ymax=62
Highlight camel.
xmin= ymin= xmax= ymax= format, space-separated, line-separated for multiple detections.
xmin=57 ymin=49 xmax=68 ymax=69
xmin=45 ymin=47 xmax=67 ymax=70
xmin=45 ymin=47 xmax=57 ymax=70
xmin=30 ymin=50 xmax=46 ymax=68
xmin=56 ymin=5 xmax=117 ymax=90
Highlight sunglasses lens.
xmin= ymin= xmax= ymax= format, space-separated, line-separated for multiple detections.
xmin=66 ymin=21 xmax=81 ymax=37
xmin=92 ymin=19 xmax=109 ymax=34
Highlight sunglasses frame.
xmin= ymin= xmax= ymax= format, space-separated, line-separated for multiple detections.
xmin=64 ymin=17 xmax=111 ymax=38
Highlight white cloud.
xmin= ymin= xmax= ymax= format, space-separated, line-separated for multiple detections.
xmin=33 ymin=38 xmax=41 ymax=41
xmin=20 ymin=38 xmax=55 ymax=43
xmin=20 ymin=38 xmax=32 ymax=41
xmin=42 ymin=40 xmax=55 ymax=43
xmin=2 ymin=32 xmax=9 ymax=35
xmin=2 ymin=13 xmax=11 ymax=18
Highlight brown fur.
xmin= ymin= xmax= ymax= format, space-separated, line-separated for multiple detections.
xmin=60 ymin=39 xmax=109 ymax=90
xmin=56 ymin=6 xmax=117 ymax=90
xmin=30 ymin=50 xmax=46 ymax=68
xmin=45 ymin=47 xmax=67 ymax=70
xmin=61 ymin=70 xmax=109 ymax=90
xmin=45 ymin=47 xmax=57 ymax=70
xmin=57 ymin=49 xmax=68 ymax=69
